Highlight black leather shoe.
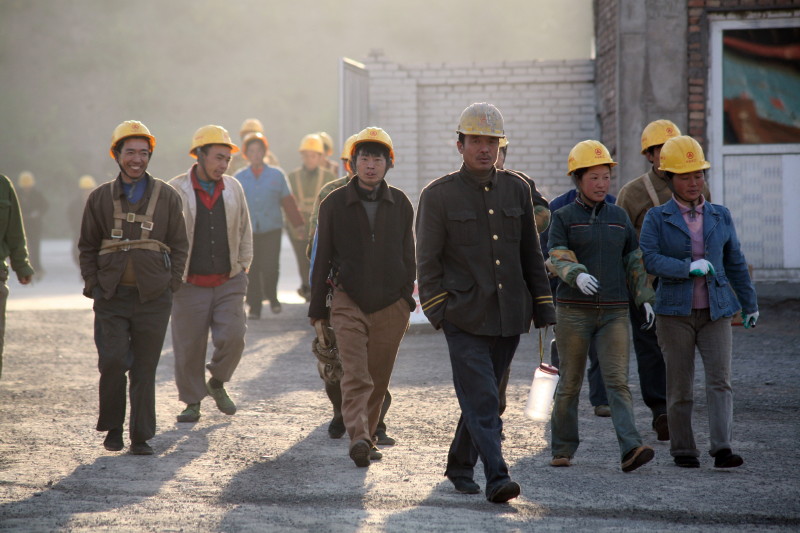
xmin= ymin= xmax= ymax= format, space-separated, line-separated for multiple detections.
xmin=103 ymin=428 xmax=123 ymax=452
xmin=328 ymin=415 xmax=346 ymax=439
xmin=674 ymin=455 xmax=700 ymax=468
xmin=129 ymin=441 xmax=154 ymax=455
xmin=713 ymin=448 xmax=743 ymax=468
xmin=349 ymin=440 xmax=371 ymax=467
xmin=653 ymin=414 xmax=669 ymax=441
xmin=487 ymin=481 xmax=521 ymax=503
xmin=375 ymin=429 xmax=396 ymax=446
xmin=449 ymin=476 xmax=480 ymax=494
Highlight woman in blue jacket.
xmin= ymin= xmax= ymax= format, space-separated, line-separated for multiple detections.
xmin=639 ymin=135 xmax=758 ymax=469
xmin=548 ymin=140 xmax=656 ymax=473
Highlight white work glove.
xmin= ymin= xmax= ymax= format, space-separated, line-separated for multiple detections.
xmin=575 ymin=273 xmax=600 ymax=295
xmin=641 ymin=302 xmax=655 ymax=330
xmin=743 ymin=311 xmax=759 ymax=329
xmin=689 ymin=259 xmax=716 ymax=277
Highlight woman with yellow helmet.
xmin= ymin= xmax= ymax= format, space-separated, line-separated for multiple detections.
xmin=548 ymin=140 xmax=656 ymax=473
xmin=639 ymin=135 xmax=757 ymax=469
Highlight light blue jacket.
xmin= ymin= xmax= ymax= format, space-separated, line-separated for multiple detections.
xmin=640 ymin=198 xmax=757 ymax=320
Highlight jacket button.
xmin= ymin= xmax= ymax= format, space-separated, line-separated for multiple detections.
xmin=484 ymin=186 xmax=490 ymax=192
xmin=496 ymin=259 xmax=500 ymax=265
xmin=493 ymin=235 xmax=498 ymax=240
xmin=498 ymin=283 xmax=503 ymax=289
xmin=489 ymin=209 xmax=494 ymax=215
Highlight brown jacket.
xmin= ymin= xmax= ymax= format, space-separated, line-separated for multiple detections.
xmin=79 ymin=174 xmax=189 ymax=302
xmin=617 ymin=167 xmax=711 ymax=237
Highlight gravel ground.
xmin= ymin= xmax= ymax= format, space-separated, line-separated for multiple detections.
xmin=0 ymin=241 xmax=798 ymax=532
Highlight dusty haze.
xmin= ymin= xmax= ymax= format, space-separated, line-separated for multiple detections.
xmin=0 ymin=0 xmax=593 ymax=236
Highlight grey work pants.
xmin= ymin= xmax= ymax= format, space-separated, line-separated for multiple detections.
xmin=171 ymin=272 xmax=247 ymax=404
xmin=656 ymin=310 xmax=734 ymax=457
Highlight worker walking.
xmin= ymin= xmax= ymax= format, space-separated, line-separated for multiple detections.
xmin=0 ymin=173 xmax=34 ymax=379
xmin=640 ymin=135 xmax=757 ymax=469
xmin=228 ymin=118 xmax=281 ymax=176
xmin=288 ymin=134 xmax=337 ymax=301
xmin=494 ymin=136 xmax=552 ymax=421
xmin=16 ymin=171 xmax=48 ymax=275
xmin=416 ymin=103 xmax=555 ymax=503
xmin=79 ymin=120 xmax=188 ymax=455
xmin=308 ymin=127 xmax=415 ymax=468
xmin=547 ymin=140 xmax=655 ymax=472
xmin=234 ymin=131 xmax=303 ymax=318
xmin=616 ymin=120 xmax=711 ymax=440
xmin=169 ymin=125 xmax=252 ymax=423
xmin=306 ymin=133 xmax=395 ymax=445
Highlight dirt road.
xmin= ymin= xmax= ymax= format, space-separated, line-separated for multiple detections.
xmin=0 ymin=241 xmax=798 ymax=531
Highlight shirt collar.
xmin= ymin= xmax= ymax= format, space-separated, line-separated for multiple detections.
xmin=190 ymin=164 xmax=225 ymax=191
xmin=459 ymin=164 xmax=498 ymax=190
xmin=675 ymin=194 xmax=705 ymax=215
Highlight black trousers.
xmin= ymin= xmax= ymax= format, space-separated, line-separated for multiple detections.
xmin=442 ymin=320 xmax=520 ymax=496
xmin=628 ymin=297 xmax=667 ymax=418
xmin=247 ymin=229 xmax=282 ymax=312
xmin=94 ymin=286 xmax=172 ymax=443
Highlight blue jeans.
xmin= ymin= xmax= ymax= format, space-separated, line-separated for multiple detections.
xmin=551 ymin=306 xmax=643 ymax=460
xmin=442 ymin=320 xmax=519 ymax=496
xmin=550 ymin=334 xmax=608 ymax=407
xmin=628 ymin=297 xmax=667 ymax=419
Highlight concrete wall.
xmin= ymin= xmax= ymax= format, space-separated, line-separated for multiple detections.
xmin=364 ymin=53 xmax=597 ymax=205
xmin=595 ymin=0 xmax=688 ymax=190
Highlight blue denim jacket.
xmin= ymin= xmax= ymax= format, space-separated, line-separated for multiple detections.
xmin=639 ymin=198 xmax=757 ymax=320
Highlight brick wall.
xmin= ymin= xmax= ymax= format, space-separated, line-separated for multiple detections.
xmin=363 ymin=53 xmax=597 ymax=203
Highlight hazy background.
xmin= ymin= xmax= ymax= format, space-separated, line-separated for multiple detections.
xmin=0 ymin=0 xmax=593 ymax=237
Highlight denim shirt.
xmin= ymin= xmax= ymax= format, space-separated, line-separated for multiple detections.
xmin=639 ymin=198 xmax=757 ymax=320
xmin=549 ymin=196 xmax=653 ymax=308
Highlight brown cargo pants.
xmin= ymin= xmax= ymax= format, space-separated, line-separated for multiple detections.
xmin=330 ymin=289 xmax=409 ymax=448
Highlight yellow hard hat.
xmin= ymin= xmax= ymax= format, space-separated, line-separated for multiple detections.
xmin=239 ymin=118 xmax=264 ymax=137
xmin=640 ymin=119 xmax=681 ymax=154
xmin=318 ymin=131 xmax=334 ymax=155
xmin=499 ymin=137 xmax=509 ymax=149
xmin=298 ymin=133 xmax=325 ymax=154
xmin=350 ymin=127 xmax=395 ymax=164
xmin=456 ymin=102 xmax=505 ymax=138
xmin=18 ymin=171 xmax=34 ymax=188
xmin=658 ymin=135 xmax=711 ymax=174
xmin=190 ymin=125 xmax=239 ymax=158
xmin=567 ymin=140 xmax=617 ymax=175
xmin=242 ymin=132 xmax=268 ymax=159
xmin=79 ymin=175 xmax=97 ymax=190
xmin=340 ymin=134 xmax=358 ymax=160
xmin=110 ymin=120 xmax=156 ymax=159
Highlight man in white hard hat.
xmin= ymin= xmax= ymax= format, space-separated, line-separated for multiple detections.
xmin=79 ymin=120 xmax=188 ymax=455
xmin=416 ymin=103 xmax=555 ymax=503
xmin=169 ymin=125 xmax=253 ymax=424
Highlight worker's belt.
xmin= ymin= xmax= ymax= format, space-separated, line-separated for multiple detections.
xmin=99 ymin=238 xmax=171 ymax=255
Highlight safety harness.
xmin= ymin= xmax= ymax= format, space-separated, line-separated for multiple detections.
xmin=99 ymin=179 xmax=171 ymax=256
